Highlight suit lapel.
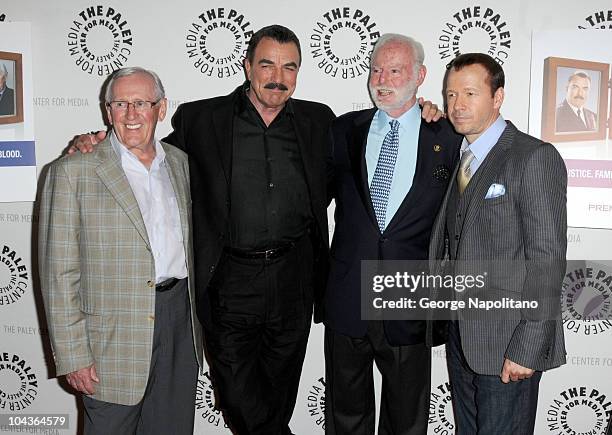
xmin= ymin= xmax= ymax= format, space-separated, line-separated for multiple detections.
xmin=95 ymin=139 xmax=150 ymax=248
xmin=212 ymin=100 xmax=235 ymax=187
xmin=459 ymin=123 xmax=515 ymax=238
xmin=348 ymin=109 xmax=378 ymax=228
xmin=386 ymin=119 xmax=440 ymax=230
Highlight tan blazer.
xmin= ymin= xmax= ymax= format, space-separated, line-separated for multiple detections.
xmin=39 ymin=138 xmax=203 ymax=405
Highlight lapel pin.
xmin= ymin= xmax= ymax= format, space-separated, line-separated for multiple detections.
xmin=433 ymin=144 xmax=442 ymax=152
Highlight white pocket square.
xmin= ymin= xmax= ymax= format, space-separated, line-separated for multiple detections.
xmin=485 ymin=183 xmax=506 ymax=199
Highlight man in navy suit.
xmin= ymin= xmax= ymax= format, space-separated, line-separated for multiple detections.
xmin=325 ymin=34 xmax=461 ymax=435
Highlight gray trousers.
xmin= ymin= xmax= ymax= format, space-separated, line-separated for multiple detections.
xmin=82 ymin=279 xmax=198 ymax=435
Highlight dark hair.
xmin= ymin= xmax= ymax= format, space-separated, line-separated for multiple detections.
xmin=445 ymin=53 xmax=505 ymax=95
xmin=567 ymin=70 xmax=591 ymax=85
xmin=245 ymin=25 xmax=302 ymax=66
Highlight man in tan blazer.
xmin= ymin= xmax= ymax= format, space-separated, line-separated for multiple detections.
xmin=39 ymin=67 xmax=203 ymax=435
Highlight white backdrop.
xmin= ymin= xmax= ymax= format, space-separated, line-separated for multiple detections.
xmin=1 ymin=1 xmax=611 ymax=434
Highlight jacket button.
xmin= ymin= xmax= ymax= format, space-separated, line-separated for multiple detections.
xmin=209 ymin=265 xmax=216 ymax=273
xmin=455 ymin=235 xmax=459 ymax=241
xmin=147 ymin=280 xmax=154 ymax=288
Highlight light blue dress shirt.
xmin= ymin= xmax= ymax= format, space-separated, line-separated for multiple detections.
xmin=366 ymin=105 xmax=421 ymax=229
xmin=461 ymin=115 xmax=507 ymax=175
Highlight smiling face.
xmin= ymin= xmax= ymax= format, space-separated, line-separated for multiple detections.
xmin=244 ymin=37 xmax=300 ymax=114
xmin=566 ymin=75 xmax=591 ymax=109
xmin=368 ymin=40 xmax=426 ymax=118
xmin=105 ymin=73 xmax=167 ymax=152
xmin=445 ymin=63 xmax=504 ymax=144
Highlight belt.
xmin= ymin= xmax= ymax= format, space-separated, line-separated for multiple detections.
xmin=155 ymin=277 xmax=180 ymax=292
xmin=224 ymin=243 xmax=295 ymax=260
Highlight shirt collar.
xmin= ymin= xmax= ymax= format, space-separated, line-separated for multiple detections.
xmin=110 ymin=130 xmax=165 ymax=169
xmin=567 ymin=101 xmax=583 ymax=115
xmin=374 ymin=103 xmax=421 ymax=131
xmin=237 ymin=81 xmax=294 ymax=117
xmin=461 ymin=115 xmax=507 ymax=163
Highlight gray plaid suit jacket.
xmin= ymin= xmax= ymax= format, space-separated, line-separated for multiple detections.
xmin=429 ymin=122 xmax=567 ymax=375
xmin=39 ymin=138 xmax=203 ymax=405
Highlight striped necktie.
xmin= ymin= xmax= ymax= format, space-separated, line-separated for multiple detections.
xmin=457 ymin=148 xmax=475 ymax=195
xmin=370 ymin=119 xmax=400 ymax=232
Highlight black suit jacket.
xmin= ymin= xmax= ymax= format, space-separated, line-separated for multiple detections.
xmin=326 ymin=108 xmax=461 ymax=345
xmin=0 ymin=87 xmax=15 ymax=116
xmin=165 ymin=85 xmax=335 ymax=323
xmin=555 ymin=99 xmax=597 ymax=132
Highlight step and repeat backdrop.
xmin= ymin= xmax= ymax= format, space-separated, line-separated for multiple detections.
xmin=1 ymin=0 xmax=612 ymax=434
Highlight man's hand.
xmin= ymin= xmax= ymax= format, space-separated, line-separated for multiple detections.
xmin=500 ymin=358 xmax=534 ymax=383
xmin=419 ymin=97 xmax=444 ymax=123
xmin=67 ymin=130 xmax=106 ymax=154
xmin=65 ymin=364 xmax=99 ymax=394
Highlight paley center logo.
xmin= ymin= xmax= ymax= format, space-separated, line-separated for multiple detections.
xmin=305 ymin=376 xmax=326 ymax=430
xmin=309 ymin=6 xmax=380 ymax=80
xmin=437 ymin=5 xmax=512 ymax=65
xmin=185 ymin=7 xmax=254 ymax=78
xmin=0 ymin=352 xmax=39 ymax=411
xmin=562 ymin=262 xmax=612 ymax=336
xmin=546 ymin=386 xmax=611 ymax=434
xmin=0 ymin=244 xmax=28 ymax=306
xmin=66 ymin=5 xmax=133 ymax=76
xmin=579 ymin=10 xmax=612 ymax=28
xmin=0 ymin=12 xmax=6 ymax=21
xmin=428 ymin=382 xmax=454 ymax=433
xmin=195 ymin=371 xmax=228 ymax=429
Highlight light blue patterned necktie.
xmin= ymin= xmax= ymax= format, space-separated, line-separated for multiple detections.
xmin=370 ymin=119 xmax=400 ymax=232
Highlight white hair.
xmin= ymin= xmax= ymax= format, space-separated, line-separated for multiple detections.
xmin=371 ymin=33 xmax=425 ymax=74
xmin=104 ymin=67 xmax=165 ymax=103
xmin=0 ymin=63 xmax=8 ymax=78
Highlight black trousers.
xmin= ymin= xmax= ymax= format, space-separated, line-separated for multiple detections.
xmin=82 ymin=279 xmax=198 ymax=435
xmin=205 ymin=235 xmax=314 ymax=435
xmin=325 ymin=321 xmax=431 ymax=435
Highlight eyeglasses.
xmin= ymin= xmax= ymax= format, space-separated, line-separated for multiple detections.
xmin=106 ymin=100 xmax=161 ymax=112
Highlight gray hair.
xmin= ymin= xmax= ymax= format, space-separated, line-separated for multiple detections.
xmin=0 ymin=63 xmax=7 ymax=78
xmin=104 ymin=67 xmax=165 ymax=103
xmin=371 ymin=33 xmax=425 ymax=73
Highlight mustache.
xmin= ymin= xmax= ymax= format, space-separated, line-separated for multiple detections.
xmin=264 ymin=82 xmax=288 ymax=91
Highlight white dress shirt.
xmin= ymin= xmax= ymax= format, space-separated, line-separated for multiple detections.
xmin=111 ymin=131 xmax=187 ymax=283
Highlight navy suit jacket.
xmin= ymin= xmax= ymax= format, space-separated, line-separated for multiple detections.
xmin=326 ymin=108 xmax=461 ymax=345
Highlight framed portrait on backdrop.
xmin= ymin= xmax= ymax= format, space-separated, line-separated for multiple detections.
xmin=541 ymin=57 xmax=608 ymax=143
xmin=0 ymin=50 xmax=24 ymax=124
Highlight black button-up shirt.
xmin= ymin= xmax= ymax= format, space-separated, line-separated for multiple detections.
xmin=229 ymin=86 xmax=312 ymax=250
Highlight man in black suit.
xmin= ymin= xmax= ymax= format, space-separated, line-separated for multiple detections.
xmin=555 ymin=70 xmax=597 ymax=133
xmin=325 ymin=34 xmax=461 ymax=434
xmin=0 ymin=63 xmax=15 ymax=116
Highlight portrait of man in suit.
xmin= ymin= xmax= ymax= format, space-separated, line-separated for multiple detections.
xmin=39 ymin=67 xmax=203 ymax=435
xmin=430 ymin=53 xmax=567 ymax=434
xmin=555 ymin=70 xmax=598 ymax=133
xmin=325 ymin=33 xmax=461 ymax=435
xmin=0 ymin=62 xmax=15 ymax=116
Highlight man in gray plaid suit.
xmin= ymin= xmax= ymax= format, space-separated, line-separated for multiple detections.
xmin=429 ymin=53 xmax=567 ymax=434
xmin=39 ymin=67 xmax=203 ymax=435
